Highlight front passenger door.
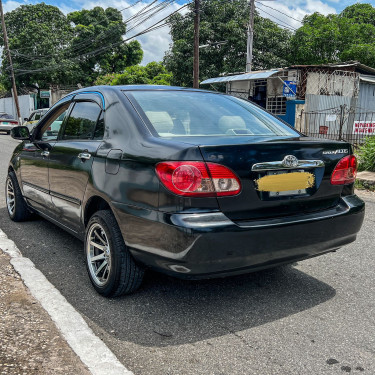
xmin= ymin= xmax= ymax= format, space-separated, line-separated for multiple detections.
xmin=48 ymin=100 xmax=104 ymax=231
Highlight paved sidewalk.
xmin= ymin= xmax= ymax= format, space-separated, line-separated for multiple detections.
xmin=0 ymin=249 xmax=90 ymax=375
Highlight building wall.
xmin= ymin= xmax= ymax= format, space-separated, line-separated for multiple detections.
xmin=357 ymin=82 xmax=375 ymax=111
xmin=305 ymin=72 xmax=357 ymax=97
xmin=50 ymin=88 xmax=74 ymax=106
xmin=0 ymin=95 xmax=34 ymax=122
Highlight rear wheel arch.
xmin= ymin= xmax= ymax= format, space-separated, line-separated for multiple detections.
xmin=83 ymin=195 xmax=111 ymax=227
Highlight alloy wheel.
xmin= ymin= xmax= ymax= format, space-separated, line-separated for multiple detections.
xmin=86 ymin=223 xmax=112 ymax=286
xmin=6 ymin=178 xmax=15 ymax=216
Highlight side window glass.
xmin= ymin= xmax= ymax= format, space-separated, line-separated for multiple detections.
xmin=34 ymin=113 xmax=41 ymax=121
xmin=93 ymin=112 xmax=105 ymax=140
xmin=40 ymin=105 xmax=70 ymax=142
xmin=62 ymin=102 xmax=101 ymax=141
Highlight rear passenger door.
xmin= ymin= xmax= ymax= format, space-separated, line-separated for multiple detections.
xmin=48 ymin=99 xmax=105 ymax=232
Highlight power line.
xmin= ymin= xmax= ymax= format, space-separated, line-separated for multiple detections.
xmin=255 ymin=1 xmax=304 ymax=24
xmin=6 ymin=0 xmax=180 ymax=73
xmin=8 ymin=0 xmax=172 ymax=59
xmin=12 ymin=2 xmax=190 ymax=77
xmin=255 ymin=6 xmax=297 ymax=31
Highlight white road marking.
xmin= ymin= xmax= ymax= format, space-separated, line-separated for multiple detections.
xmin=0 ymin=229 xmax=133 ymax=375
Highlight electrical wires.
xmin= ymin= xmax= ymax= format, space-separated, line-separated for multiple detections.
xmin=8 ymin=1 xmax=190 ymax=77
xmin=254 ymin=0 xmax=306 ymax=32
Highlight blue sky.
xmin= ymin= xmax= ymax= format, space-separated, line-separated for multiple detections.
xmin=3 ymin=0 xmax=375 ymax=64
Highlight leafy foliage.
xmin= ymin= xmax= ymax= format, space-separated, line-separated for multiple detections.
xmin=0 ymin=4 xmax=143 ymax=89
xmin=0 ymin=3 xmax=75 ymax=89
xmin=291 ymin=4 xmax=375 ymax=67
xmin=164 ymin=0 xmax=292 ymax=87
xmin=95 ymin=62 xmax=173 ymax=86
xmin=67 ymin=7 xmax=143 ymax=84
xmin=357 ymin=136 xmax=375 ymax=172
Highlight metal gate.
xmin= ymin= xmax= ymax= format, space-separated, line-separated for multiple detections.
xmin=301 ymin=105 xmax=375 ymax=146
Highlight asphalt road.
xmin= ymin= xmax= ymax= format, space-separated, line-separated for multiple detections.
xmin=1 ymin=133 xmax=374 ymax=375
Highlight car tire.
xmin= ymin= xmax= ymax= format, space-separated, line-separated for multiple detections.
xmin=5 ymin=171 xmax=32 ymax=222
xmin=85 ymin=210 xmax=144 ymax=297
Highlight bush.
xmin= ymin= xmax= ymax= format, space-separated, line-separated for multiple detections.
xmin=94 ymin=62 xmax=173 ymax=86
xmin=357 ymin=136 xmax=375 ymax=172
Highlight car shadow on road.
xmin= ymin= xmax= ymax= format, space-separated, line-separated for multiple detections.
xmin=0 ymin=208 xmax=336 ymax=348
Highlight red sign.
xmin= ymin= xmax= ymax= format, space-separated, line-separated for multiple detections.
xmin=353 ymin=121 xmax=375 ymax=134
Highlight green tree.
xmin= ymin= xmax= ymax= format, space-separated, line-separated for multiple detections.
xmin=291 ymin=3 xmax=375 ymax=67
xmin=68 ymin=7 xmax=143 ymax=84
xmin=0 ymin=3 xmax=75 ymax=89
xmin=95 ymin=62 xmax=173 ymax=86
xmin=163 ymin=0 xmax=292 ymax=87
xmin=0 ymin=4 xmax=143 ymax=89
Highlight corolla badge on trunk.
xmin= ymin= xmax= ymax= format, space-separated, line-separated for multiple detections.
xmin=322 ymin=149 xmax=349 ymax=155
xmin=282 ymin=155 xmax=299 ymax=168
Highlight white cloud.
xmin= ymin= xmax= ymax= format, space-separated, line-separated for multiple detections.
xmin=257 ymin=0 xmax=337 ymax=30
xmin=3 ymin=0 xmax=24 ymax=12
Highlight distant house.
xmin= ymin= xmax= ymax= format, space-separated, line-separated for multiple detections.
xmin=201 ymin=61 xmax=375 ymax=144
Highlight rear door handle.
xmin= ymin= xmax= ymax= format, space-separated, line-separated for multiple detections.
xmin=78 ymin=152 xmax=91 ymax=160
xmin=41 ymin=150 xmax=50 ymax=157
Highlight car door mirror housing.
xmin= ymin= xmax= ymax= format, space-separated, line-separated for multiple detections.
xmin=11 ymin=126 xmax=31 ymax=140
xmin=24 ymin=117 xmax=28 ymax=121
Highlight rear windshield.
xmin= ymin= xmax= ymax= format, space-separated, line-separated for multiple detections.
xmin=126 ymin=90 xmax=298 ymax=137
xmin=0 ymin=113 xmax=14 ymax=120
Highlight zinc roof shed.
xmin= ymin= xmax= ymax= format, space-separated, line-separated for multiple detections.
xmin=200 ymin=69 xmax=282 ymax=85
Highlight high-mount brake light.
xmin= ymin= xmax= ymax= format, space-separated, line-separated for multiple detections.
xmin=155 ymin=161 xmax=241 ymax=197
xmin=330 ymin=155 xmax=357 ymax=185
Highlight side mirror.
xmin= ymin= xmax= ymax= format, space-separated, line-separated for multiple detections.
xmin=24 ymin=117 xmax=28 ymax=121
xmin=10 ymin=126 xmax=31 ymax=140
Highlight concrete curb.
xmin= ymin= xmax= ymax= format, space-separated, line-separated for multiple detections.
xmin=0 ymin=229 xmax=133 ymax=375
xmin=356 ymin=171 xmax=375 ymax=190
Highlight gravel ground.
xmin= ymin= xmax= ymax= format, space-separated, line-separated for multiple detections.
xmin=0 ymin=250 xmax=90 ymax=375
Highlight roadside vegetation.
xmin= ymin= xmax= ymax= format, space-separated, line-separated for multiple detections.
xmin=0 ymin=2 xmax=375 ymax=89
xmin=164 ymin=2 xmax=375 ymax=87
xmin=94 ymin=62 xmax=172 ymax=86
xmin=357 ymin=136 xmax=375 ymax=172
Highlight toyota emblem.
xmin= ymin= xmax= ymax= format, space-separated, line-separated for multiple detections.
xmin=282 ymin=155 xmax=299 ymax=168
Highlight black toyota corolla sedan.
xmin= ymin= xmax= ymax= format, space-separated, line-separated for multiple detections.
xmin=6 ymin=85 xmax=365 ymax=297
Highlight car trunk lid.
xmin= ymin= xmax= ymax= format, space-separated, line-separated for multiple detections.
xmin=197 ymin=136 xmax=352 ymax=221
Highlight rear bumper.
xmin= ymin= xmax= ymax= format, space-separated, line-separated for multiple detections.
xmin=113 ymin=195 xmax=365 ymax=279
xmin=0 ymin=124 xmax=14 ymax=132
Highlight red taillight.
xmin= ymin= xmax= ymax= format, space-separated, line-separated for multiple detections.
xmin=330 ymin=155 xmax=357 ymax=185
xmin=155 ymin=161 xmax=241 ymax=197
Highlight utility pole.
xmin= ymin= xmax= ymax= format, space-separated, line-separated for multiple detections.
xmin=246 ymin=0 xmax=255 ymax=73
xmin=193 ymin=0 xmax=200 ymax=88
xmin=0 ymin=0 xmax=21 ymax=123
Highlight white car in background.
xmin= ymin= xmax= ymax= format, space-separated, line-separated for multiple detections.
xmin=0 ymin=113 xmax=18 ymax=134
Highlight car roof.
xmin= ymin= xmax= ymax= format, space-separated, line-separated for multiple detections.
xmin=57 ymin=85 xmax=220 ymax=111
xmin=71 ymin=85 xmax=213 ymax=95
